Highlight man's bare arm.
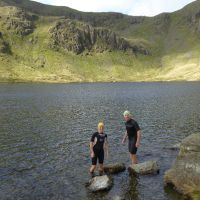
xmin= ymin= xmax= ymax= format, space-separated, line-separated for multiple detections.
xmin=122 ymin=131 xmax=128 ymax=144
xmin=136 ymin=130 xmax=141 ymax=147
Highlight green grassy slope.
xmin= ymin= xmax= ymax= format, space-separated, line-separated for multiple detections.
xmin=0 ymin=0 xmax=200 ymax=82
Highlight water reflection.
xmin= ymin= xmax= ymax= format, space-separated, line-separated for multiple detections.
xmin=123 ymin=173 xmax=139 ymax=200
xmin=85 ymin=189 xmax=110 ymax=200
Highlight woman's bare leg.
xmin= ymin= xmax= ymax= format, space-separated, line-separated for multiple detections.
xmin=90 ymin=165 xmax=96 ymax=173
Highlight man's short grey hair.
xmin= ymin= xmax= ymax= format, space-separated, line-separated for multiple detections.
xmin=123 ymin=110 xmax=132 ymax=117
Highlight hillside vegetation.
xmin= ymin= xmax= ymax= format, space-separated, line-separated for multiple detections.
xmin=0 ymin=0 xmax=200 ymax=82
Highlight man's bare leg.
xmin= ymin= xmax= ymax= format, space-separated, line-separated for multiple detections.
xmin=130 ymin=154 xmax=138 ymax=165
xmin=99 ymin=164 xmax=104 ymax=175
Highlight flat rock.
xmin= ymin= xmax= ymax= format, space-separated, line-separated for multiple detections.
xmin=86 ymin=175 xmax=113 ymax=192
xmin=128 ymin=160 xmax=159 ymax=175
xmin=104 ymin=163 xmax=126 ymax=174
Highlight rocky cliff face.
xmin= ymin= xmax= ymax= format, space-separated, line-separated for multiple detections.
xmin=0 ymin=7 xmax=36 ymax=36
xmin=190 ymin=11 xmax=200 ymax=33
xmin=0 ymin=32 xmax=10 ymax=54
xmin=49 ymin=19 xmax=150 ymax=55
xmin=164 ymin=134 xmax=200 ymax=198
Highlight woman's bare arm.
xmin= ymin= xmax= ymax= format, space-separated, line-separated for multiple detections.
xmin=90 ymin=142 xmax=94 ymax=157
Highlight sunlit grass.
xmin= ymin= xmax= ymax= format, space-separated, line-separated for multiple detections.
xmin=1 ymin=2 xmax=200 ymax=82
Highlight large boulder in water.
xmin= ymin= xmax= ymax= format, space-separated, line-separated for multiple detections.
xmin=104 ymin=163 xmax=126 ymax=174
xmin=86 ymin=175 xmax=113 ymax=192
xmin=128 ymin=160 xmax=160 ymax=175
xmin=164 ymin=134 xmax=200 ymax=197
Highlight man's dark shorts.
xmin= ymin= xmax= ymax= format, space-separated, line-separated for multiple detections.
xmin=92 ymin=149 xmax=104 ymax=165
xmin=128 ymin=138 xmax=137 ymax=154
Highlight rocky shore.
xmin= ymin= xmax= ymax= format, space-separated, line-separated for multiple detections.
xmin=164 ymin=134 xmax=200 ymax=199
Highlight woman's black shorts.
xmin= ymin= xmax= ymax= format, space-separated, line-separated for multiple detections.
xmin=92 ymin=149 xmax=104 ymax=165
xmin=128 ymin=138 xmax=137 ymax=154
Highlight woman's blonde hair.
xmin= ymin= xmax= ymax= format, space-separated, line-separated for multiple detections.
xmin=98 ymin=122 xmax=104 ymax=129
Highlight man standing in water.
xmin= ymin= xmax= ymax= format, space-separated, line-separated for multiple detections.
xmin=122 ymin=111 xmax=141 ymax=165
xmin=89 ymin=122 xmax=108 ymax=176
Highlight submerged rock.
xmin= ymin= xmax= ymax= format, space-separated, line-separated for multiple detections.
xmin=104 ymin=163 xmax=126 ymax=174
xmin=163 ymin=143 xmax=181 ymax=151
xmin=172 ymin=143 xmax=181 ymax=149
xmin=128 ymin=160 xmax=160 ymax=175
xmin=164 ymin=134 xmax=200 ymax=197
xmin=15 ymin=161 xmax=34 ymax=172
xmin=112 ymin=195 xmax=126 ymax=200
xmin=86 ymin=175 xmax=113 ymax=192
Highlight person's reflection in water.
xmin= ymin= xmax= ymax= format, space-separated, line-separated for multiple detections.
xmin=121 ymin=173 xmax=139 ymax=200
xmin=85 ymin=190 xmax=109 ymax=200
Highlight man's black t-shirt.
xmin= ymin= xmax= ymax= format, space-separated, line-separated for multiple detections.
xmin=91 ymin=132 xmax=107 ymax=151
xmin=125 ymin=119 xmax=140 ymax=140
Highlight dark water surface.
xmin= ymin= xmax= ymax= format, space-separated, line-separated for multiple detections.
xmin=0 ymin=82 xmax=200 ymax=200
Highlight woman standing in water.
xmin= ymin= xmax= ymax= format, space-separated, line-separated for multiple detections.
xmin=89 ymin=122 xmax=108 ymax=175
xmin=122 ymin=111 xmax=141 ymax=165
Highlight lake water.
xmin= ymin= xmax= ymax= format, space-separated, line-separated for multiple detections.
xmin=0 ymin=82 xmax=200 ymax=200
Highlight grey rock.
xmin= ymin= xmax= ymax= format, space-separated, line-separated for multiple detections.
xmin=86 ymin=175 xmax=113 ymax=192
xmin=128 ymin=160 xmax=160 ymax=175
xmin=164 ymin=134 xmax=200 ymax=196
xmin=104 ymin=163 xmax=126 ymax=174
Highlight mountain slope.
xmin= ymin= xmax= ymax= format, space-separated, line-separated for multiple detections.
xmin=0 ymin=0 xmax=200 ymax=82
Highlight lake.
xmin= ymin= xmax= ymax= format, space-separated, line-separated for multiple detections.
xmin=0 ymin=82 xmax=200 ymax=200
